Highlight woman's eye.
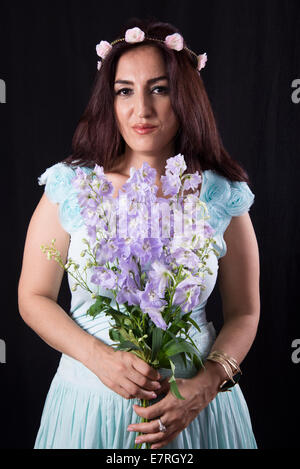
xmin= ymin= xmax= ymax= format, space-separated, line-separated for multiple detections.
xmin=152 ymin=86 xmax=168 ymax=94
xmin=115 ymin=88 xmax=131 ymax=96
xmin=115 ymin=86 xmax=168 ymax=96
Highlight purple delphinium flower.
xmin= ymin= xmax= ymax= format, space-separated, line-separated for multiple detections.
xmin=144 ymin=307 xmax=168 ymax=331
xmin=116 ymin=285 xmax=141 ymax=306
xmin=165 ymin=153 xmax=187 ymax=176
xmin=182 ymin=171 xmax=202 ymax=192
xmin=130 ymin=237 xmax=163 ymax=264
xmin=122 ymin=170 xmax=148 ymax=203
xmin=140 ymin=161 xmax=157 ymax=185
xmin=138 ymin=282 xmax=168 ymax=330
xmin=147 ymin=260 xmax=173 ymax=297
xmin=95 ymin=238 xmax=119 ymax=265
xmin=204 ymin=221 xmax=215 ymax=237
xmin=72 ymin=167 xmax=90 ymax=190
xmin=87 ymin=225 xmax=97 ymax=244
xmin=91 ymin=266 xmax=117 ymax=289
xmin=93 ymin=164 xmax=105 ymax=180
xmin=169 ymin=247 xmax=200 ymax=270
xmin=161 ymin=172 xmax=181 ymax=196
xmin=97 ymin=178 xmax=114 ymax=197
xmin=117 ymin=257 xmax=141 ymax=289
xmin=172 ymin=276 xmax=202 ymax=313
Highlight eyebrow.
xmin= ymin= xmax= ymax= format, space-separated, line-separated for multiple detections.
xmin=114 ymin=75 xmax=168 ymax=85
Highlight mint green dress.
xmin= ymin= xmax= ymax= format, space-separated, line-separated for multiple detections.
xmin=34 ymin=161 xmax=258 ymax=449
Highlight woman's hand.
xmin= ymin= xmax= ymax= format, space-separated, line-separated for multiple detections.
xmin=128 ymin=361 xmax=223 ymax=449
xmin=86 ymin=338 xmax=162 ymax=400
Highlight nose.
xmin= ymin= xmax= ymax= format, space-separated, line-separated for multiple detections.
xmin=134 ymin=89 xmax=153 ymax=118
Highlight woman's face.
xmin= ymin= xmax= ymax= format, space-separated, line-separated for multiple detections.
xmin=113 ymin=45 xmax=180 ymax=155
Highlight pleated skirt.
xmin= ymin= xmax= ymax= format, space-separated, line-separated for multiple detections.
xmin=34 ymin=349 xmax=257 ymax=449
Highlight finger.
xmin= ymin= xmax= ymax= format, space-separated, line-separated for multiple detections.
xmin=128 ymin=418 xmax=162 ymax=435
xmin=133 ymin=399 xmax=165 ymax=420
xmin=107 ymin=374 xmax=146 ymax=400
xmin=135 ymin=429 xmax=172 ymax=445
xmin=151 ymin=430 xmax=179 ymax=449
xmin=123 ymin=378 xmax=158 ymax=400
xmin=127 ymin=368 xmax=162 ymax=392
xmin=132 ymin=357 xmax=161 ymax=381
xmin=155 ymin=377 xmax=170 ymax=396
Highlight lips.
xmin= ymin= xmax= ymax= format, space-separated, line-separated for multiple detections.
xmin=133 ymin=125 xmax=158 ymax=135
xmin=133 ymin=125 xmax=157 ymax=130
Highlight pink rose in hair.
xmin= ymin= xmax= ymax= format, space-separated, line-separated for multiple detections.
xmin=125 ymin=27 xmax=145 ymax=43
xmin=197 ymin=53 xmax=207 ymax=71
xmin=96 ymin=40 xmax=112 ymax=59
xmin=165 ymin=33 xmax=184 ymax=51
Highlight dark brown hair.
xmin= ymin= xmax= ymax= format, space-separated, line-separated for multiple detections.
xmin=63 ymin=16 xmax=250 ymax=183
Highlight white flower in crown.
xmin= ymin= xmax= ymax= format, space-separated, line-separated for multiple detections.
xmin=96 ymin=40 xmax=112 ymax=59
xmin=197 ymin=52 xmax=207 ymax=71
xmin=125 ymin=27 xmax=145 ymax=43
xmin=164 ymin=33 xmax=184 ymax=51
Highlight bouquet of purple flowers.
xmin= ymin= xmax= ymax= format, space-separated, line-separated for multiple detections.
xmin=41 ymin=154 xmax=219 ymax=449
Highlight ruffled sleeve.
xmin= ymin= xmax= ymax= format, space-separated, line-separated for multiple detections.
xmin=38 ymin=162 xmax=85 ymax=234
xmin=224 ymin=180 xmax=255 ymax=217
xmin=201 ymin=170 xmax=255 ymax=258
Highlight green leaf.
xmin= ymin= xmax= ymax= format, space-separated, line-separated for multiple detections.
xmin=162 ymin=329 xmax=178 ymax=347
xmin=168 ymin=356 xmax=176 ymax=377
xmin=180 ymin=351 xmax=187 ymax=367
xmin=151 ymin=327 xmax=163 ymax=361
xmin=114 ymin=341 xmax=140 ymax=351
xmin=163 ymin=338 xmax=202 ymax=365
xmin=106 ymin=309 xmax=129 ymax=327
xmin=168 ymin=358 xmax=185 ymax=400
xmin=170 ymin=381 xmax=185 ymax=400
xmin=86 ymin=296 xmax=105 ymax=318
xmin=180 ymin=311 xmax=191 ymax=320
xmin=124 ymin=318 xmax=133 ymax=327
xmin=129 ymin=350 xmax=147 ymax=361
xmin=192 ymin=352 xmax=204 ymax=370
xmin=168 ymin=319 xmax=185 ymax=336
xmin=157 ymin=355 xmax=170 ymax=369
xmin=187 ymin=317 xmax=201 ymax=333
xmin=109 ymin=328 xmax=121 ymax=342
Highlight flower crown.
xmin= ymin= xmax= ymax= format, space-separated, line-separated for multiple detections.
xmin=95 ymin=26 xmax=207 ymax=73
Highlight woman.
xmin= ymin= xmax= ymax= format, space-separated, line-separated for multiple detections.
xmin=18 ymin=18 xmax=260 ymax=449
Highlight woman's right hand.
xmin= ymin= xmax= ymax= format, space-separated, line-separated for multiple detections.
xmin=87 ymin=338 xmax=163 ymax=400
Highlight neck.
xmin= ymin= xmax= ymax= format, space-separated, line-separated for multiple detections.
xmin=115 ymin=144 xmax=175 ymax=178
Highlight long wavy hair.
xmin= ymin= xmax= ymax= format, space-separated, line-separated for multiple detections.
xmin=63 ymin=16 xmax=250 ymax=183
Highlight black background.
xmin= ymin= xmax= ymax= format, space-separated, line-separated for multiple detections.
xmin=0 ymin=0 xmax=299 ymax=449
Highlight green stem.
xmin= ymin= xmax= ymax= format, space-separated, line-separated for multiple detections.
xmin=133 ymin=399 xmax=151 ymax=450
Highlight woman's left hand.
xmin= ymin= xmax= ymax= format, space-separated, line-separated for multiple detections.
xmin=128 ymin=361 xmax=222 ymax=449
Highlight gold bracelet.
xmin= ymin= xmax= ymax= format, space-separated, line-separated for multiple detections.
xmin=207 ymin=350 xmax=242 ymax=374
xmin=206 ymin=350 xmax=242 ymax=385
xmin=214 ymin=350 xmax=242 ymax=374
xmin=206 ymin=355 xmax=235 ymax=384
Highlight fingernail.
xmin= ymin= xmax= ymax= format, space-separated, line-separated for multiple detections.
xmin=135 ymin=438 xmax=141 ymax=444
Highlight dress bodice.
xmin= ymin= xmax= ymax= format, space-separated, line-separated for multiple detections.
xmin=38 ymin=161 xmax=255 ymax=349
